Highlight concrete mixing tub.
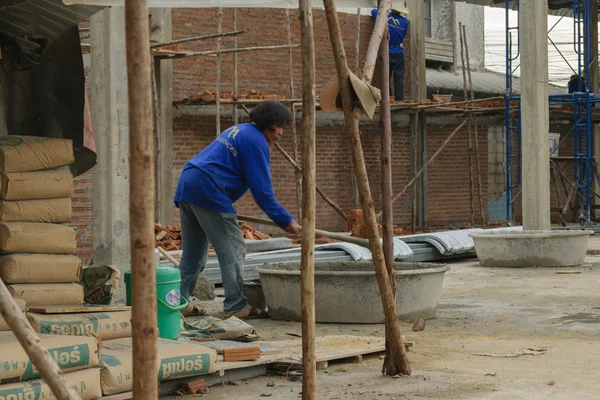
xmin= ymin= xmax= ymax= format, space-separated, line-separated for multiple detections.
xmin=470 ymin=230 xmax=592 ymax=267
xmin=256 ymin=261 xmax=450 ymax=323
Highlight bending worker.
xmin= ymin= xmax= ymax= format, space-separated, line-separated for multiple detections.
xmin=371 ymin=2 xmax=409 ymax=102
xmin=174 ymin=101 xmax=301 ymax=319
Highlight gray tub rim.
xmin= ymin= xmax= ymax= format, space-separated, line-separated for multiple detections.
xmin=469 ymin=230 xmax=593 ymax=240
xmin=256 ymin=262 xmax=451 ymax=277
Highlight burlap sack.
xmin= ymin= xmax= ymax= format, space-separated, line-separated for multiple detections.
xmin=0 ymin=136 xmax=74 ymax=173
xmin=0 ymin=198 xmax=72 ymax=223
xmin=0 ymin=171 xmax=73 ymax=200
xmin=0 ymin=331 xmax=99 ymax=383
xmin=28 ymin=311 xmax=131 ymax=341
xmin=0 ymin=368 xmax=101 ymax=399
xmin=8 ymin=283 xmax=83 ymax=306
xmin=0 ymin=254 xmax=81 ymax=284
xmin=0 ymin=223 xmax=76 ymax=254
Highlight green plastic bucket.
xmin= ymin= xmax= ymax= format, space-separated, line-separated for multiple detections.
xmin=124 ymin=266 xmax=189 ymax=339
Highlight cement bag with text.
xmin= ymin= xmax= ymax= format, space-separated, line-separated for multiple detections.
xmin=80 ymin=265 xmax=121 ymax=305
xmin=0 ymin=331 xmax=99 ymax=383
xmin=0 ymin=198 xmax=72 ymax=223
xmin=28 ymin=311 xmax=131 ymax=341
xmin=0 ymin=136 xmax=74 ymax=173
xmin=0 ymin=368 xmax=101 ymax=400
xmin=0 ymin=223 xmax=76 ymax=254
xmin=0 ymin=171 xmax=73 ymax=200
xmin=100 ymin=337 xmax=217 ymax=395
xmin=182 ymin=316 xmax=256 ymax=341
xmin=8 ymin=283 xmax=83 ymax=306
xmin=0 ymin=254 xmax=81 ymax=284
xmin=0 ymin=299 xmax=26 ymax=331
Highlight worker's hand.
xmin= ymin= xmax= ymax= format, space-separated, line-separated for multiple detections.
xmin=284 ymin=219 xmax=302 ymax=234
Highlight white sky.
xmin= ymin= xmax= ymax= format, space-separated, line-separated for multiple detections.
xmin=484 ymin=7 xmax=596 ymax=87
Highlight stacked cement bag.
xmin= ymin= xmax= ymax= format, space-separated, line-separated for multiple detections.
xmin=0 ymin=136 xmax=84 ymax=306
xmin=0 ymin=331 xmax=102 ymax=399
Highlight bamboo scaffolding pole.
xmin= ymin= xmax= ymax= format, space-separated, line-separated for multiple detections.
xmin=125 ymin=0 xmax=158 ymax=397
xmin=458 ymin=22 xmax=475 ymax=226
xmin=361 ymin=0 xmax=392 ymax=84
xmin=392 ymin=96 xmax=504 ymax=110
xmin=233 ymin=95 xmax=347 ymax=220
xmin=298 ymin=1 xmax=317 ymax=397
xmin=215 ymin=7 xmax=223 ymax=136
xmin=150 ymin=29 xmax=247 ymax=49
xmin=154 ymin=44 xmax=300 ymax=60
xmin=287 ymin=9 xmax=302 ymax=220
xmin=233 ymin=10 xmax=239 ymax=124
xmin=0 ymin=280 xmax=81 ymax=399
xmin=322 ymin=0 xmax=410 ymax=376
xmin=387 ymin=118 xmax=471 ymax=209
xmin=462 ymin=24 xmax=486 ymax=227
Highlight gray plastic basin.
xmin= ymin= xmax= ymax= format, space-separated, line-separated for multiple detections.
xmin=256 ymin=261 xmax=450 ymax=323
xmin=469 ymin=229 xmax=592 ymax=267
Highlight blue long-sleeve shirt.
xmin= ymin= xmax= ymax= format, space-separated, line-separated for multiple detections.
xmin=371 ymin=9 xmax=409 ymax=55
xmin=174 ymin=123 xmax=294 ymax=229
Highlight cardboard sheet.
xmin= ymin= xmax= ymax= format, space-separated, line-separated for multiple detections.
xmin=0 ymin=223 xmax=76 ymax=254
xmin=0 ymin=171 xmax=73 ymax=200
xmin=0 ymin=254 xmax=81 ymax=284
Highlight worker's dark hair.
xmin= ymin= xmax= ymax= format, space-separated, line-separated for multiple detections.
xmin=249 ymin=101 xmax=292 ymax=132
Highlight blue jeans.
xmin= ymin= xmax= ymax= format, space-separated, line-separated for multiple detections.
xmin=389 ymin=53 xmax=405 ymax=101
xmin=178 ymin=202 xmax=247 ymax=314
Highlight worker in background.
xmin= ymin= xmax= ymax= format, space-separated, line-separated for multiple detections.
xmin=174 ymin=101 xmax=301 ymax=319
xmin=371 ymin=2 xmax=409 ymax=102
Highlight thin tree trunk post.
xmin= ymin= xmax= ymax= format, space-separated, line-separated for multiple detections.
xmin=362 ymin=0 xmax=392 ymax=84
xmin=125 ymin=0 xmax=158 ymax=397
xmin=150 ymin=29 xmax=246 ymax=49
xmin=322 ymin=0 xmax=410 ymax=376
xmin=233 ymin=9 xmax=239 ymax=125
xmin=410 ymin=114 xmax=417 ymax=231
xmin=351 ymin=7 xmax=362 ymax=209
xmin=288 ymin=9 xmax=302 ymax=219
xmin=458 ymin=22 xmax=475 ymax=226
xmin=0 ymin=281 xmax=81 ymax=399
xmin=299 ymin=2 xmax=317 ymax=398
xmin=155 ymin=44 xmax=300 ymax=60
xmin=215 ymin=7 xmax=223 ymax=136
xmin=462 ymin=24 xmax=486 ymax=227
xmin=151 ymin=59 xmax=161 ymax=223
xmin=379 ymin=24 xmax=395 ymax=288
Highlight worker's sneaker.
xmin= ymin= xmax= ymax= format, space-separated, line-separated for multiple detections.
xmin=227 ymin=304 xmax=269 ymax=320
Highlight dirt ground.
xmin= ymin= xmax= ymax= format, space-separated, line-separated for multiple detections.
xmin=167 ymin=236 xmax=600 ymax=400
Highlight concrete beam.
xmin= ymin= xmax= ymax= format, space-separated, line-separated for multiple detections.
xmin=520 ymin=1 xmax=550 ymax=230
xmin=90 ymin=8 xmax=130 ymax=303
xmin=150 ymin=8 xmax=174 ymax=224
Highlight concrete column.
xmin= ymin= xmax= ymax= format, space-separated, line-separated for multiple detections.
xmin=150 ymin=9 xmax=174 ymax=224
xmin=90 ymin=8 xmax=130 ymax=302
xmin=520 ymin=1 xmax=550 ymax=230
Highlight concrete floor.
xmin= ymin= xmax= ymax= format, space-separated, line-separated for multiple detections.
xmin=168 ymin=236 xmax=600 ymax=400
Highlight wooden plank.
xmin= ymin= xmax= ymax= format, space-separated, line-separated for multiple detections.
xmin=28 ymin=305 xmax=131 ymax=314
xmin=98 ymin=392 xmax=134 ymax=400
xmin=222 ymin=346 xmax=261 ymax=362
xmin=202 ymin=340 xmax=282 ymax=355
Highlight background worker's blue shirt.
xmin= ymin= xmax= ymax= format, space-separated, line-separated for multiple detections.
xmin=174 ymin=123 xmax=294 ymax=229
xmin=371 ymin=9 xmax=409 ymax=54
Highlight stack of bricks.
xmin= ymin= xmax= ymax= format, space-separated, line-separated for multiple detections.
xmin=346 ymin=209 xmax=383 ymax=239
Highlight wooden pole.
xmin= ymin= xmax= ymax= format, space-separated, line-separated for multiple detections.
xmin=0 ymin=281 xmax=81 ymax=399
xmin=298 ymin=1 xmax=317 ymax=397
xmin=462 ymin=24 xmax=486 ymax=227
xmin=150 ymin=30 xmax=247 ymax=49
xmin=322 ymin=0 xmax=410 ymax=376
xmin=351 ymin=7 xmax=361 ymax=209
xmin=125 ymin=0 xmax=158 ymax=397
xmin=154 ymin=44 xmax=300 ymax=60
xmin=362 ymin=0 xmax=392 ymax=84
xmin=458 ymin=22 xmax=475 ymax=226
xmin=287 ymin=9 xmax=302 ymax=220
xmin=233 ymin=10 xmax=239 ymax=125
xmin=215 ymin=7 xmax=223 ymax=136
xmin=238 ymin=214 xmax=369 ymax=247
xmin=151 ymin=58 xmax=161 ymax=223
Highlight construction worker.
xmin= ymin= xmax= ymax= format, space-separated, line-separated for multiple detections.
xmin=371 ymin=2 xmax=409 ymax=102
xmin=174 ymin=101 xmax=301 ymax=319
